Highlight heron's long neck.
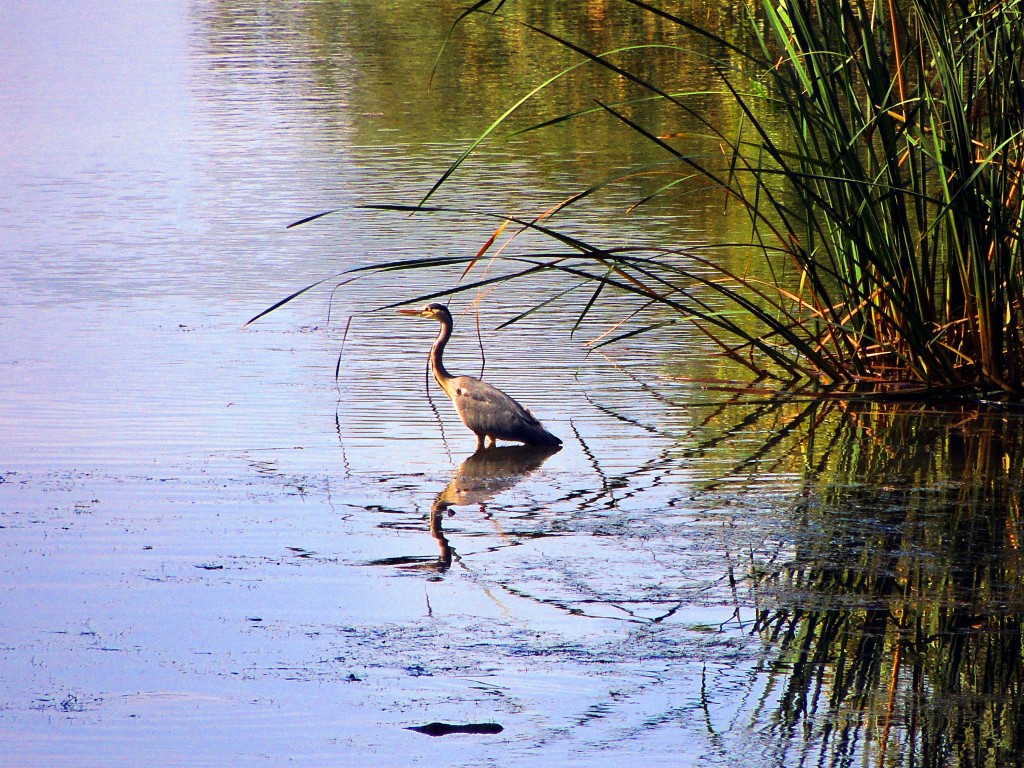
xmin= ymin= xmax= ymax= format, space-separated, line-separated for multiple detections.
xmin=430 ymin=318 xmax=455 ymax=388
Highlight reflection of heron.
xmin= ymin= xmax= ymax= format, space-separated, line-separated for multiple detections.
xmin=366 ymin=441 xmax=560 ymax=574
xmin=428 ymin=444 xmax=561 ymax=570
xmin=433 ymin=444 xmax=562 ymax=513
xmin=428 ymin=504 xmax=454 ymax=571
xmin=397 ymin=303 xmax=562 ymax=451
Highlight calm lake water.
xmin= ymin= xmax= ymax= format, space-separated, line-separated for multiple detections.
xmin=4 ymin=2 xmax=1024 ymax=766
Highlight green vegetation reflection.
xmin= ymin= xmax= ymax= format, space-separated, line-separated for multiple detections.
xmin=753 ymin=402 xmax=1024 ymax=767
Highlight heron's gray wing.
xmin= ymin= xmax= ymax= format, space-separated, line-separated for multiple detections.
xmin=451 ymin=377 xmax=559 ymax=445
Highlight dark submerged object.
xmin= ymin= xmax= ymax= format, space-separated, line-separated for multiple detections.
xmin=407 ymin=721 xmax=504 ymax=737
xmin=397 ymin=303 xmax=562 ymax=451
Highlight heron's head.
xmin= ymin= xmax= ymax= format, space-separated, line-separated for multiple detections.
xmin=396 ymin=303 xmax=452 ymax=322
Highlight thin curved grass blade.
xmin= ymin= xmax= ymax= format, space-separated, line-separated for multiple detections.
xmin=244 ymin=277 xmax=332 ymax=327
xmin=287 ymin=209 xmax=339 ymax=229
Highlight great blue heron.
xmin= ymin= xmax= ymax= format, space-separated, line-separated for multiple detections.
xmin=397 ymin=303 xmax=562 ymax=451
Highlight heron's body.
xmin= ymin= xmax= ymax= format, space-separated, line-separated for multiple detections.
xmin=398 ymin=303 xmax=562 ymax=451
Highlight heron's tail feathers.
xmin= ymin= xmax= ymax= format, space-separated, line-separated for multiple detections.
xmin=525 ymin=426 xmax=562 ymax=446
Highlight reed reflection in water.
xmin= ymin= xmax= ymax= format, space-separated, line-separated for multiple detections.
xmin=749 ymin=401 xmax=1024 ymax=768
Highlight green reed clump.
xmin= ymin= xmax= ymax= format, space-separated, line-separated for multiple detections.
xmin=744 ymin=0 xmax=1024 ymax=392
xmin=409 ymin=0 xmax=1024 ymax=395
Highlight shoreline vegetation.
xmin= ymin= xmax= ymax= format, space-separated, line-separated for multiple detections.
xmin=255 ymin=0 xmax=1024 ymax=400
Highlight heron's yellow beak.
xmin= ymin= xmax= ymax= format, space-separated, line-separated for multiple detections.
xmin=396 ymin=308 xmax=422 ymax=317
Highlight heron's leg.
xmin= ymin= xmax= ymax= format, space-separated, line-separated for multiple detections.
xmin=486 ymin=436 xmax=496 ymax=449
xmin=475 ymin=433 xmax=486 ymax=452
